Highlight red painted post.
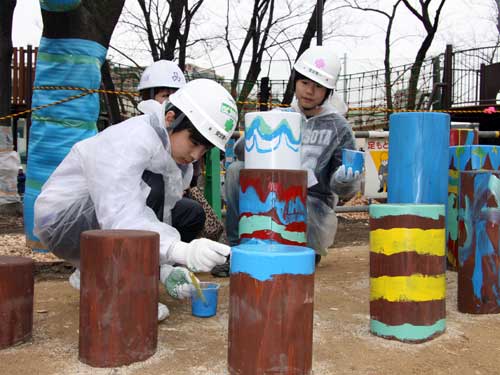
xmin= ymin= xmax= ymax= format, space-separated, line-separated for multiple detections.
xmin=78 ymin=230 xmax=159 ymax=367
xmin=0 ymin=256 xmax=34 ymax=349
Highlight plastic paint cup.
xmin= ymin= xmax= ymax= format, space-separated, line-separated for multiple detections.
xmin=191 ymin=282 xmax=220 ymax=318
xmin=342 ymin=149 xmax=365 ymax=173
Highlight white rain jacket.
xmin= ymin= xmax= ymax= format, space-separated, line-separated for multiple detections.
xmin=34 ymin=106 xmax=192 ymax=266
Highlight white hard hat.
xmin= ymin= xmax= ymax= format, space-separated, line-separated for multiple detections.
xmin=293 ymin=45 xmax=341 ymax=89
xmin=169 ymin=79 xmax=238 ymax=151
xmin=137 ymin=60 xmax=186 ymax=91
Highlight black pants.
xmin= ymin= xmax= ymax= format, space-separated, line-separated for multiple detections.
xmin=142 ymin=171 xmax=206 ymax=242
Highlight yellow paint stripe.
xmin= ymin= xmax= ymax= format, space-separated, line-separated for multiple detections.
xmin=370 ymin=274 xmax=446 ymax=302
xmin=370 ymin=228 xmax=445 ymax=256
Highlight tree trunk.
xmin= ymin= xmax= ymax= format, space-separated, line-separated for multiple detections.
xmin=162 ymin=0 xmax=184 ymax=60
xmin=101 ymin=60 xmax=122 ymax=126
xmin=0 ymin=0 xmax=16 ymax=127
xmin=42 ymin=1 xmax=124 ymax=46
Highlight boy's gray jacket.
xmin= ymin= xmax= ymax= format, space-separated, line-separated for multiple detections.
xmin=34 ymin=110 xmax=192 ymax=265
xmin=294 ymin=101 xmax=358 ymax=207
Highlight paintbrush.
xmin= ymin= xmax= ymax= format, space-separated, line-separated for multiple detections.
xmin=189 ymin=271 xmax=207 ymax=305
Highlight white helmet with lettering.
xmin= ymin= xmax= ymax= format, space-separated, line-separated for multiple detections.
xmin=169 ymin=79 xmax=238 ymax=151
xmin=293 ymin=45 xmax=341 ymax=89
xmin=138 ymin=60 xmax=186 ymax=91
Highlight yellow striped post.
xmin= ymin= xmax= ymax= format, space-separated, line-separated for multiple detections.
xmin=369 ymin=204 xmax=446 ymax=343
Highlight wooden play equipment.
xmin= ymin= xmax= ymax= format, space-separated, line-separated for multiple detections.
xmin=228 ymin=111 xmax=315 ymax=374
xmin=0 ymin=256 xmax=34 ymax=349
xmin=369 ymin=204 xmax=446 ymax=343
xmin=78 ymin=230 xmax=159 ymax=367
xmin=228 ymin=244 xmax=314 ymax=374
xmin=458 ymin=171 xmax=500 ymax=314
xmin=239 ymin=169 xmax=307 ymax=246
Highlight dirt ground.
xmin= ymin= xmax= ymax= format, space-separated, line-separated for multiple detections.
xmin=1 ymin=214 xmax=500 ymax=374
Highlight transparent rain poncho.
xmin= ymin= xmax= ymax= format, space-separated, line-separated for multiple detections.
xmin=34 ymin=100 xmax=192 ymax=266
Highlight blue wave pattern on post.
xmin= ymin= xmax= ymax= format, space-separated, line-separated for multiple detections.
xmin=244 ymin=116 xmax=301 ymax=154
xmin=239 ymin=186 xmax=306 ymax=224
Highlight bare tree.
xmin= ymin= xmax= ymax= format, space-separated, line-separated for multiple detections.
xmin=0 ymin=0 xmax=16 ymax=127
xmin=341 ymin=1 xmax=402 ymax=113
xmin=224 ymin=0 xmax=276 ymax=105
xmin=122 ymin=0 xmax=205 ymax=69
xmin=222 ymin=0 xmax=322 ymax=109
xmin=402 ymin=0 xmax=447 ymax=109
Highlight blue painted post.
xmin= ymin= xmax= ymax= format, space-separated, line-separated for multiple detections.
xmin=458 ymin=170 xmax=500 ymax=314
xmin=24 ymin=37 xmax=107 ymax=251
xmin=388 ymin=112 xmax=450 ymax=204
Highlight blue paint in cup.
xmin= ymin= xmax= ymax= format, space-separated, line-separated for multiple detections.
xmin=342 ymin=149 xmax=365 ymax=173
xmin=191 ymin=282 xmax=220 ymax=318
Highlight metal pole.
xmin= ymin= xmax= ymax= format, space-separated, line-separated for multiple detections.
xmin=316 ymin=0 xmax=323 ymax=45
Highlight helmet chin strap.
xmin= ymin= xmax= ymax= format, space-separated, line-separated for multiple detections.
xmin=165 ymin=101 xmax=186 ymax=131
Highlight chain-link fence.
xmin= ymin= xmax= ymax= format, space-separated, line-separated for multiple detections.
xmin=105 ymin=44 xmax=500 ymax=129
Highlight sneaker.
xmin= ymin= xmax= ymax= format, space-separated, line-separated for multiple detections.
xmin=69 ymin=269 xmax=81 ymax=290
xmin=158 ymin=302 xmax=170 ymax=322
xmin=211 ymin=258 xmax=230 ymax=278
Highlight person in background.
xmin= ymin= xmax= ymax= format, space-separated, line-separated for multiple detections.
xmin=137 ymin=60 xmax=186 ymax=103
xmin=17 ymin=167 xmax=26 ymax=196
xmin=34 ymin=79 xmax=239 ymax=321
xmin=222 ymin=45 xmax=361 ymax=275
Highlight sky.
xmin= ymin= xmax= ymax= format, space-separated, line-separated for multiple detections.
xmin=11 ymin=0 xmax=500 ymax=80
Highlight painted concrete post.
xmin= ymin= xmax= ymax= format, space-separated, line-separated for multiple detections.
xmin=79 ymin=230 xmax=158 ymax=367
xmin=369 ymin=204 xmax=446 ymax=343
xmin=239 ymin=169 xmax=307 ymax=246
xmin=244 ymin=111 xmax=302 ymax=170
xmin=24 ymin=36 xmax=106 ymax=251
xmin=447 ymin=145 xmax=500 ymax=270
xmin=388 ymin=112 xmax=450 ymax=205
xmin=0 ymin=256 xmax=34 ymax=350
xmin=449 ymin=128 xmax=478 ymax=146
xmin=228 ymin=244 xmax=315 ymax=374
xmin=458 ymin=171 xmax=500 ymax=314
xmin=229 ymin=111 xmax=315 ymax=374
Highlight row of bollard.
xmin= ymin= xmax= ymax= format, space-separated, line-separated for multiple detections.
xmin=2 ymin=111 xmax=499 ymax=370
xmin=369 ymin=113 xmax=500 ymax=344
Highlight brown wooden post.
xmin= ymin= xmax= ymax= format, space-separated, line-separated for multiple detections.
xmin=0 ymin=256 xmax=34 ymax=350
xmin=228 ymin=245 xmax=315 ymax=374
xmin=441 ymin=44 xmax=453 ymax=110
xmin=79 ymin=230 xmax=159 ymax=367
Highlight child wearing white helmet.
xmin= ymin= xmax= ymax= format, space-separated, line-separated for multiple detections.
xmin=221 ymin=45 xmax=360 ymax=274
xmin=34 ymin=79 xmax=238 ymax=321
xmin=138 ymin=60 xmax=207 ymax=252
xmin=138 ymin=60 xmax=187 ymax=103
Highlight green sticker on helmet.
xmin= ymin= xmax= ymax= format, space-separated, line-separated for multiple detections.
xmin=221 ymin=102 xmax=237 ymax=116
xmin=224 ymin=119 xmax=234 ymax=132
